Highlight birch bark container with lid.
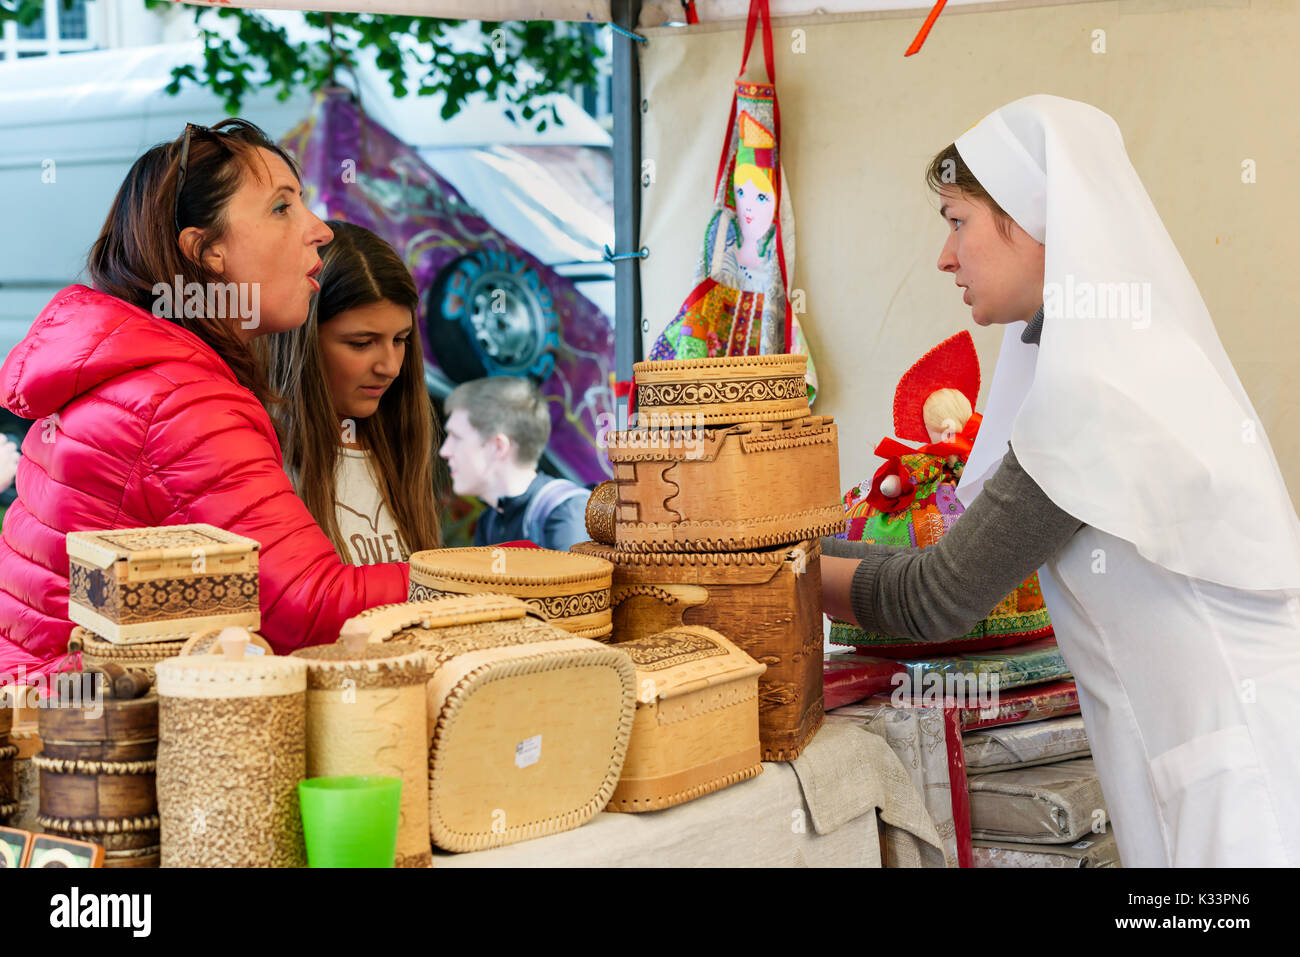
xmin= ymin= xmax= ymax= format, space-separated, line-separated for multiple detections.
xmin=292 ymin=638 xmax=431 ymax=868
xmin=155 ymin=630 xmax=307 ymax=868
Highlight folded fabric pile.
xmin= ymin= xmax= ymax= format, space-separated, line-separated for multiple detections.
xmin=824 ymin=636 xmax=1122 ymax=866
xmin=968 ymin=757 xmax=1120 ymax=868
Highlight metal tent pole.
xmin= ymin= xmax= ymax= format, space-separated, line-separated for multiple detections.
xmin=610 ymin=0 xmax=644 ymax=385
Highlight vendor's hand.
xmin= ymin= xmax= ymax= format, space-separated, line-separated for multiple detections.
xmin=821 ymin=555 xmax=862 ymax=627
xmin=0 ymin=435 xmax=19 ymax=494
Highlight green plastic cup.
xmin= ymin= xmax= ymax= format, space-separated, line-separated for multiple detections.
xmin=299 ymin=775 xmax=402 ymax=868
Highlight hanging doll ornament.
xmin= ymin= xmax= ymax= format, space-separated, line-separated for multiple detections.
xmin=649 ymin=0 xmax=819 ymax=400
xmin=831 ymin=331 xmax=1054 ymax=656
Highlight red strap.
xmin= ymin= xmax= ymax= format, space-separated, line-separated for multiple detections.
xmin=905 ymin=0 xmax=949 ymax=56
xmin=740 ymin=0 xmax=776 ymax=84
xmin=683 ymin=1 xmax=699 ymax=25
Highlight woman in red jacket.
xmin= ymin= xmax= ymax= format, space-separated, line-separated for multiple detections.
xmin=0 ymin=119 xmax=409 ymax=677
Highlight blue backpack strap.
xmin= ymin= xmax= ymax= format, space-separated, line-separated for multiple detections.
xmin=522 ymin=478 xmax=590 ymax=547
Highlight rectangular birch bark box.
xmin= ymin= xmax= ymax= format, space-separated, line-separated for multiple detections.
xmin=571 ymin=539 xmax=825 ymax=761
xmin=67 ymin=525 xmax=261 ymax=645
xmin=607 ymin=626 xmax=764 ymax=813
xmin=342 ymin=596 xmax=636 ymax=852
xmin=601 ymin=415 xmax=845 ymax=553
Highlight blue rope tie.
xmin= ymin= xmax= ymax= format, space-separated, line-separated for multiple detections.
xmin=609 ymin=23 xmax=648 ymax=44
xmin=603 ymin=245 xmax=649 ymax=262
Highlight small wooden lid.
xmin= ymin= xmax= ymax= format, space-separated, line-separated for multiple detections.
xmin=179 ymin=628 xmax=274 ymax=658
xmin=67 ymin=523 xmax=260 ymax=569
xmin=615 ymin=626 xmax=765 ymax=702
xmin=155 ymin=629 xmax=306 ymax=699
xmin=409 ymin=547 xmax=613 ymax=587
xmin=341 ymin=595 xmax=537 ymax=645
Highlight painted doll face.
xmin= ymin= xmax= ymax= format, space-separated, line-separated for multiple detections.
xmin=734 ymin=171 xmax=776 ymax=248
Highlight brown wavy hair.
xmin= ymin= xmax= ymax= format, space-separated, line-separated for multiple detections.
xmin=87 ymin=119 xmax=299 ymax=405
xmin=264 ymin=221 xmax=442 ymax=560
xmin=925 ymin=142 xmax=1015 ymax=241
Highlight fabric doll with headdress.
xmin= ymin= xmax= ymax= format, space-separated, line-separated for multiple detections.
xmin=647 ymin=13 xmax=819 ymax=399
xmin=830 ymin=331 xmax=1054 ymax=655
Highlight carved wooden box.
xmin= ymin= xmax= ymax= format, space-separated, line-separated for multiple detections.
xmin=602 ymin=415 xmax=845 ymax=553
xmin=67 ymin=524 xmax=260 ymax=644
xmin=608 ymin=626 xmax=764 ymax=813
xmin=571 ymin=540 xmax=825 ymax=761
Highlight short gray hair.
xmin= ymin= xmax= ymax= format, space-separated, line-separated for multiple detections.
xmin=445 ymin=376 xmax=550 ymax=466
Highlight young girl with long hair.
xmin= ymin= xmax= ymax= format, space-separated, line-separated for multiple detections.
xmin=264 ymin=221 xmax=441 ymax=564
xmin=0 ymin=120 xmax=409 ymax=673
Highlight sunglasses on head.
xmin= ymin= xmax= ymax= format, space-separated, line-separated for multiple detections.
xmin=173 ymin=122 xmax=227 ymax=236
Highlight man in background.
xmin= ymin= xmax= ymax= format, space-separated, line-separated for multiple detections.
xmin=440 ymin=376 xmax=590 ymax=551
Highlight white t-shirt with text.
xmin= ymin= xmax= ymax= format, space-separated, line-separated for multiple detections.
xmin=333 ymin=447 xmax=408 ymax=565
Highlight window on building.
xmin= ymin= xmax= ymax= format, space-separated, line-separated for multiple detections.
xmin=2 ymin=0 xmax=96 ymax=60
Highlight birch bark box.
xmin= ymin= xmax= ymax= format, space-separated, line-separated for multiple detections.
xmin=600 ymin=415 xmax=845 ymax=553
xmin=343 ymin=596 xmax=636 ymax=851
xmin=571 ymin=540 xmax=825 ymax=761
xmin=67 ymin=524 xmax=260 ymax=644
xmin=155 ymin=642 xmax=307 ymax=868
xmin=608 ymin=626 xmax=764 ymax=812
xmin=632 ymin=354 xmax=811 ymax=426
xmin=408 ymin=547 xmax=613 ymax=640
xmin=291 ymin=641 xmax=431 ymax=868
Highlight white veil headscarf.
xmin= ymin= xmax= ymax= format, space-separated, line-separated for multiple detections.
xmin=953 ymin=94 xmax=1300 ymax=590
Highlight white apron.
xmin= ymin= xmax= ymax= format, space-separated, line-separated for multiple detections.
xmin=1038 ymin=529 xmax=1300 ymax=867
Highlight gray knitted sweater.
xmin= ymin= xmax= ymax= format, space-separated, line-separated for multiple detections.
xmin=820 ymin=308 xmax=1082 ymax=640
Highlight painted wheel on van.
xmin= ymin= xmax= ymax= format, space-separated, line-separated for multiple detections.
xmin=426 ymin=249 xmax=560 ymax=383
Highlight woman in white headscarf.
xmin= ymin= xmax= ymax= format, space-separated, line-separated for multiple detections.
xmin=822 ymin=94 xmax=1300 ymax=867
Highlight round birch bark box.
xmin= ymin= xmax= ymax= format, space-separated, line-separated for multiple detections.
xmin=409 ymin=547 xmax=614 ymax=641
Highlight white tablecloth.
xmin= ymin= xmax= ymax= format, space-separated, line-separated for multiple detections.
xmin=435 ymin=722 xmax=944 ymax=868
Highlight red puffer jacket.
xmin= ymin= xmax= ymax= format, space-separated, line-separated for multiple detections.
xmin=0 ymin=285 xmax=409 ymax=677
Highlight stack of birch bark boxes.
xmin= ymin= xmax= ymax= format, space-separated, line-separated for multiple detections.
xmin=573 ymin=354 xmax=845 ymax=763
xmin=33 ymin=524 xmax=265 ymax=868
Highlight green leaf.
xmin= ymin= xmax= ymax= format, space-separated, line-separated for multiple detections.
xmin=131 ymin=6 xmax=605 ymax=133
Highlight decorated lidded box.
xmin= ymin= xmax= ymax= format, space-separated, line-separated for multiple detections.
xmin=67 ymin=524 xmax=260 ymax=644
xmin=608 ymin=626 xmax=765 ymax=813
